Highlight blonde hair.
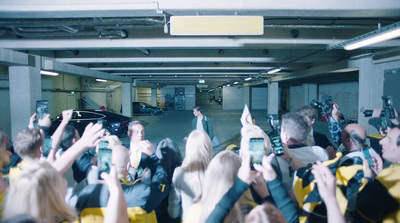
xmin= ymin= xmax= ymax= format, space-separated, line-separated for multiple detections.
xmin=240 ymin=125 xmax=272 ymax=155
xmin=181 ymin=130 xmax=213 ymax=196
xmin=245 ymin=203 xmax=286 ymax=223
xmin=200 ymin=150 xmax=242 ymax=223
xmin=13 ymin=129 xmax=43 ymax=159
xmin=3 ymin=161 xmax=77 ymax=222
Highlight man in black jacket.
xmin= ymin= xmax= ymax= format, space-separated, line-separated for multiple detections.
xmin=74 ymin=143 xmax=170 ymax=223
xmin=297 ymin=106 xmax=336 ymax=159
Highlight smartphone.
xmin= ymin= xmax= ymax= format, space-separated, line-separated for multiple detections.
xmin=362 ymin=148 xmax=374 ymax=168
xmin=36 ymin=100 xmax=49 ymax=120
xmin=271 ymin=135 xmax=284 ymax=156
xmin=97 ymin=142 xmax=112 ymax=179
xmin=249 ymin=138 xmax=264 ymax=168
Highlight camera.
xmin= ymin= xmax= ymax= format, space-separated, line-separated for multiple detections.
xmin=361 ymin=96 xmax=395 ymax=119
xmin=267 ymin=114 xmax=280 ymax=136
xmin=363 ymin=95 xmax=396 ymax=131
xmin=266 ymin=114 xmax=284 ymax=155
xmin=310 ymin=96 xmax=333 ymax=115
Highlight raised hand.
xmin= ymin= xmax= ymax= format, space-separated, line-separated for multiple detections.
xmin=254 ymin=156 xmax=277 ymax=182
xmin=78 ymin=123 xmax=105 ymax=149
xmin=138 ymin=140 xmax=155 ymax=156
xmin=61 ymin=109 xmax=73 ymax=123
xmin=28 ymin=113 xmax=37 ymax=129
xmin=38 ymin=113 xmax=51 ymax=127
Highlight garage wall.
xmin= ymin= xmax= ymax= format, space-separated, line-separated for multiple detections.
xmin=0 ymin=72 xmax=11 ymax=136
xmin=136 ymin=87 xmax=152 ymax=104
xmin=318 ymin=81 xmax=359 ymax=120
xmin=289 ymin=85 xmax=304 ymax=112
xmin=42 ymin=74 xmax=81 ymax=117
xmin=159 ymin=85 xmax=196 ymax=110
xmin=251 ymin=87 xmax=267 ymax=110
xmin=223 ymin=86 xmax=244 ymax=110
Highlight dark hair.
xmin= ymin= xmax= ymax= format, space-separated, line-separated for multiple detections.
xmin=393 ymin=125 xmax=400 ymax=146
xmin=296 ymin=106 xmax=316 ymax=121
xmin=156 ymin=138 xmax=183 ymax=181
xmin=60 ymin=124 xmax=77 ymax=151
xmin=194 ymin=106 xmax=203 ymax=113
xmin=349 ymin=130 xmax=368 ymax=149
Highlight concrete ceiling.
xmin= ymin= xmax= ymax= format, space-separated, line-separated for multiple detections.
xmin=0 ymin=0 xmax=399 ymax=89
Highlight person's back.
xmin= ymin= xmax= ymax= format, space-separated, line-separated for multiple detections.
xmin=273 ymin=144 xmax=328 ymax=190
xmin=154 ymin=138 xmax=183 ymax=223
xmin=75 ymin=144 xmax=170 ymax=223
xmin=270 ymin=113 xmax=328 ymax=191
xmin=169 ymin=130 xmax=212 ymax=220
xmin=9 ymin=129 xmax=43 ymax=183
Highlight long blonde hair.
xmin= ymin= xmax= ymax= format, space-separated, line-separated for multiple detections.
xmin=240 ymin=125 xmax=272 ymax=155
xmin=181 ymin=130 xmax=213 ymax=196
xmin=200 ymin=150 xmax=242 ymax=223
xmin=3 ymin=161 xmax=77 ymax=222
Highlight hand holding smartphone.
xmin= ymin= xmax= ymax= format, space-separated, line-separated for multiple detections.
xmin=271 ymin=135 xmax=284 ymax=156
xmin=97 ymin=141 xmax=112 ymax=179
xmin=36 ymin=100 xmax=49 ymax=120
xmin=249 ymin=138 xmax=264 ymax=169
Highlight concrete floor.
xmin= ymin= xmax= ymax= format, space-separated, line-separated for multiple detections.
xmin=121 ymin=99 xmax=333 ymax=157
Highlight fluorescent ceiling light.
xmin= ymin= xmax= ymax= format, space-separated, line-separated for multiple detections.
xmin=234 ymin=82 xmax=239 ymax=84
xmin=40 ymin=70 xmax=59 ymax=76
xmin=344 ymin=22 xmax=400 ymax=50
xmin=96 ymin=79 xmax=107 ymax=82
xmin=268 ymin=68 xmax=281 ymax=74
xmin=245 ymin=77 xmax=252 ymax=81
xmin=170 ymin=16 xmax=264 ymax=36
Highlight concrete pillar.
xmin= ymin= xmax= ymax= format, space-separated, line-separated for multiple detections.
xmin=9 ymin=65 xmax=41 ymax=139
xmin=122 ymin=82 xmax=133 ymax=117
xmin=357 ymin=57 xmax=381 ymax=132
xmin=302 ymin=83 xmax=318 ymax=106
xmin=133 ymin=87 xmax=138 ymax=101
xmin=151 ymin=88 xmax=157 ymax=106
xmin=244 ymin=87 xmax=251 ymax=109
xmin=268 ymin=82 xmax=279 ymax=115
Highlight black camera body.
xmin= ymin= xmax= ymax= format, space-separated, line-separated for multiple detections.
xmin=310 ymin=96 xmax=333 ymax=115
xmin=267 ymin=114 xmax=280 ymax=136
xmin=266 ymin=114 xmax=284 ymax=155
xmin=362 ymin=96 xmax=395 ymax=119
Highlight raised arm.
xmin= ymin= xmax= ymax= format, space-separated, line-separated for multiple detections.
xmin=312 ymin=161 xmax=345 ymax=223
xmin=101 ymin=166 xmax=129 ymax=223
xmin=52 ymin=123 xmax=104 ymax=174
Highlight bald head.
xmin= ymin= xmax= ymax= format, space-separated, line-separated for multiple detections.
xmin=112 ymin=145 xmax=130 ymax=176
xmin=342 ymin=124 xmax=367 ymax=151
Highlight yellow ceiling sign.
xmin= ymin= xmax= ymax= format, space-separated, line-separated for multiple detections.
xmin=170 ymin=16 xmax=264 ymax=36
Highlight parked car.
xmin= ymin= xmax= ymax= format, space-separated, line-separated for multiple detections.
xmin=133 ymin=102 xmax=163 ymax=116
xmin=50 ymin=109 xmax=131 ymax=137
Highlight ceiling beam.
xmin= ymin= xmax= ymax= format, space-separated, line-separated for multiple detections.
xmin=41 ymin=57 xmax=132 ymax=82
xmin=0 ymin=48 xmax=30 ymax=66
xmin=57 ymin=57 xmax=276 ymax=63
xmin=269 ymin=59 xmax=357 ymax=82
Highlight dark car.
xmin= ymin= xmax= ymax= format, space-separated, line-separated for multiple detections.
xmin=133 ymin=102 xmax=163 ymax=116
xmin=50 ymin=109 xmax=131 ymax=137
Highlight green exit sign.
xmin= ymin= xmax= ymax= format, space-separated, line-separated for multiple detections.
xmin=199 ymin=79 xmax=205 ymax=84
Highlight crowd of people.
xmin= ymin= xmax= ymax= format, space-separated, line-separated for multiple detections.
xmin=0 ymin=103 xmax=399 ymax=223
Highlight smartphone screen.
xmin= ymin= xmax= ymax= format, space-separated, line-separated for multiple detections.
xmin=362 ymin=148 xmax=374 ymax=168
xmin=249 ymin=138 xmax=264 ymax=168
xmin=98 ymin=142 xmax=112 ymax=179
xmin=271 ymin=135 xmax=284 ymax=156
xmin=36 ymin=100 xmax=49 ymax=120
